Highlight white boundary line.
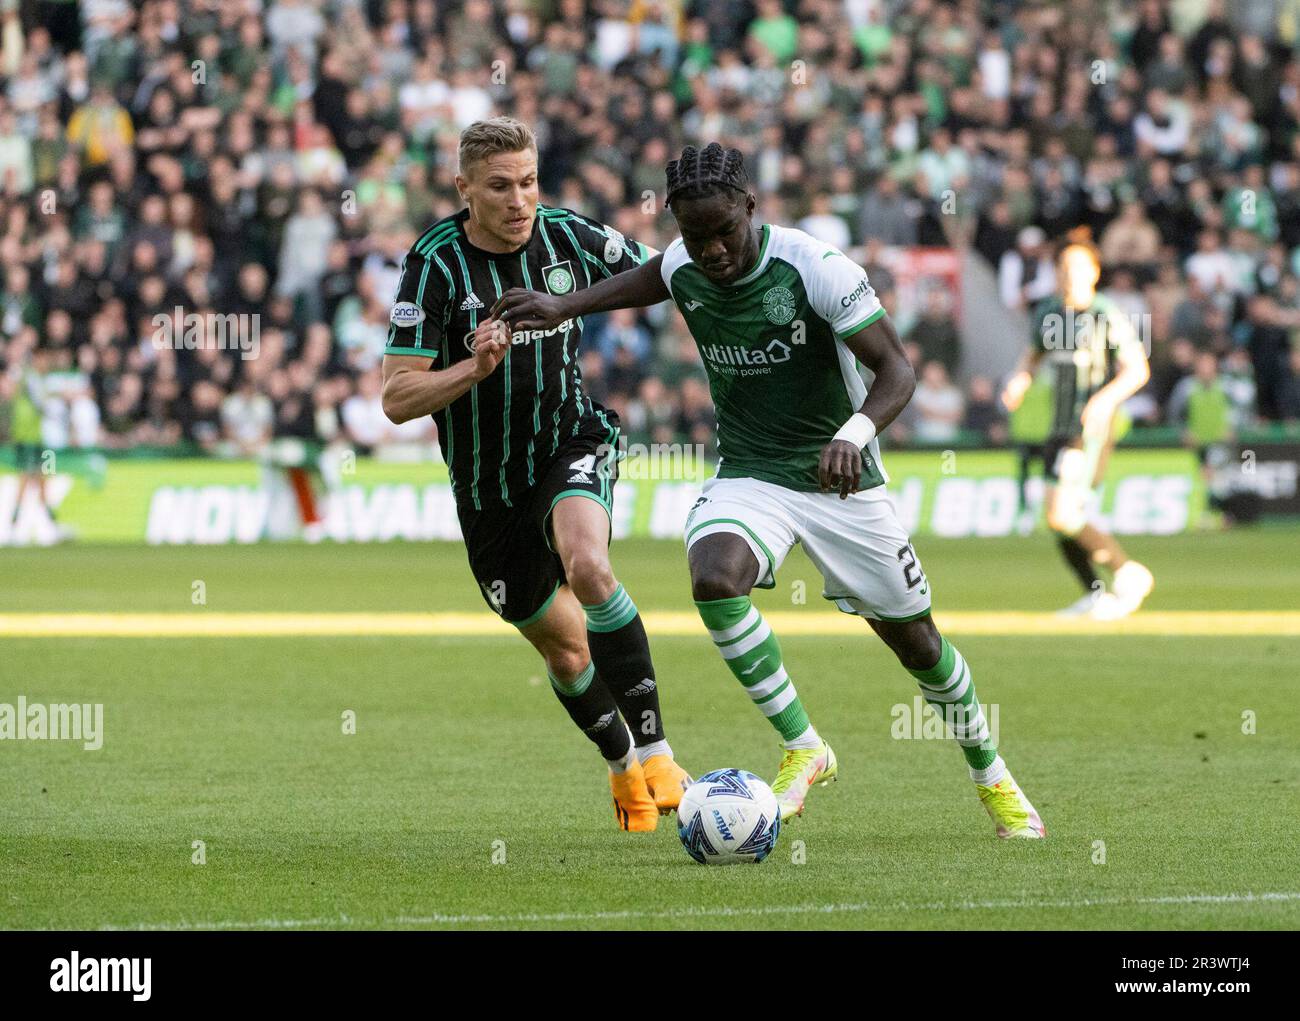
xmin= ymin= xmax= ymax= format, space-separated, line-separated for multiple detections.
xmin=89 ymin=891 xmax=1300 ymax=931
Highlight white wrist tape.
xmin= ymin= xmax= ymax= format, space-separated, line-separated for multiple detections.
xmin=833 ymin=413 xmax=876 ymax=449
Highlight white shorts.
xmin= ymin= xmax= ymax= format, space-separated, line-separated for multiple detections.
xmin=1049 ymin=436 xmax=1106 ymax=536
xmin=684 ymin=476 xmax=932 ymax=622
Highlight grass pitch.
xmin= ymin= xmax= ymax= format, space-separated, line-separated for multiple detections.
xmin=2 ymin=531 xmax=1298 ymax=930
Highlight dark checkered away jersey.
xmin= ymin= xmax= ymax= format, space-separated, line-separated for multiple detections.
xmin=386 ymin=204 xmax=649 ymax=509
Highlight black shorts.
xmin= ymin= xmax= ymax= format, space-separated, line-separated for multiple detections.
xmin=1041 ymin=436 xmax=1079 ymax=483
xmin=13 ymin=443 xmax=42 ymax=473
xmin=457 ymin=413 xmax=620 ymax=627
xmin=1196 ymin=443 xmax=1230 ymax=468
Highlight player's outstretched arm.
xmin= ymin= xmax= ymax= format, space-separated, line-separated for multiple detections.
xmin=490 ymin=254 xmax=670 ymax=330
xmin=819 ymin=315 xmax=916 ymax=498
xmin=381 ymin=320 xmax=508 ymax=423
xmin=1001 ymin=347 xmax=1043 ymax=412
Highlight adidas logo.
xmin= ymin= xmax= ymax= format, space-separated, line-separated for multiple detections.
xmin=459 ymin=291 xmax=486 ymax=311
xmin=585 ymin=710 xmax=616 ymax=734
xmin=625 ymin=678 xmax=656 ymax=696
xmin=567 ymin=471 xmax=592 ymax=483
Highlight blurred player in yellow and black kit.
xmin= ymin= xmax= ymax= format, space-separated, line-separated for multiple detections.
xmin=380 ymin=118 xmax=690 ymax=829
xmin=1003 ymin=234 xmax=1155 ymax=620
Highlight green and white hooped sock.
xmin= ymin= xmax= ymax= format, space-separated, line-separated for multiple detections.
xmin=907 ymin=637 xmax=998 ymax=774
xmin=968 ymin=755 xmax=1008 ymax=786
xmin=695 ymin=596 xmax=816 ymax=747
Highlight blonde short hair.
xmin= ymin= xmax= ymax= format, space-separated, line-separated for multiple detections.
xmin=458 ymin=117 xmax=537 ymax=176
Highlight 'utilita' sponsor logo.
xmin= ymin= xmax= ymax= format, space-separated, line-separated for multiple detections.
xmin=699 ymin=339 xmax=791 ymax=368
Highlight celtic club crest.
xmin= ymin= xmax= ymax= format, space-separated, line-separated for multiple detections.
xmin=544 ymin=262 xmax=574 ymax=295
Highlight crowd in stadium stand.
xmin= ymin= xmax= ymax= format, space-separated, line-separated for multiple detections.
xmin=1 ymin=0 xmax=1299 ymax=463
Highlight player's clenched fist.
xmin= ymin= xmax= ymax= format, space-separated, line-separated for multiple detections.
xmin=470 ymin=317 xmax=510 ymax=380
xmin=1000 ymin=370 xmax=1031 ymax=412
xmin=818 ymin=439 xmax=862 ymax=500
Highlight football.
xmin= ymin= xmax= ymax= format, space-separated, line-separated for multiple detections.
xmin=677 ymin=769 xmax=782 ymax=865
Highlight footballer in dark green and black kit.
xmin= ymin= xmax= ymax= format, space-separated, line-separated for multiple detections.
xmin=1029 ymin=292 xmax=1140 ymax=481
xmin=385 ymin=203 xmax=651 ymax=625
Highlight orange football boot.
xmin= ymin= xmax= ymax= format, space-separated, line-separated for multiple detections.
xmin=641 ymin=755 xmax=693 ymax=815
xmin=609 ymin=758 xmax=659 ymax=831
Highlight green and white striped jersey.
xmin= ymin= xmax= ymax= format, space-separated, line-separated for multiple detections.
xmin=661 ymin=223 xmax=889 ymax=492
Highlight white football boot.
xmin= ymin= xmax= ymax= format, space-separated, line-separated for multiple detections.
xmin=1111 ymin=561 xmax=1154 ymax=615
xmin=1056 ymin=589 xmax=1104 ymax=617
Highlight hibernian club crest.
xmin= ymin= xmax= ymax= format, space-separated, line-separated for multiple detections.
xmin=762 ymin=286 xmax=795 ymax=325
xmin=544 ymin=261 xmax=574 ymax=295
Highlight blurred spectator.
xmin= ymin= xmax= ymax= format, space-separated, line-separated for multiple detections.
xmin=973 ymin=198 xmax=1016 ymax=267
xmin=916 ymin=127 xmax=970 ymax=202
xmin=1170 ymin=352 xmax=1235 ymax=447
xmin=907 ymin=288 xmax=961 ymax=379
xmin=963 ymin=375 xmax=1007 ymax=445
xmin=858 ymin=173 xmax=918 ymax=247
xmin=221 ymin=375 xmax=273 ymax=457
xmin=1133 ymin=88 xmax=1190 ymax=156
xmin=1149 ymin=337 xmax=1198 ymax=411
xmin=276 ymin=188 xmax=336 ymax=314
xmin=1244 ymin=291 xmax=1300 ymax=421
xmin=0 ymin=108 xmax=33 ymax=195
xmin=340 ymin=368 xmax=389 ymax=453
xmin=1185 ymin=230 xmax=1241 ymax=295
xmin=911 ymin=361 xmax=965 ymax=444
xmin=999 ymin=227 xmax=1056 ymax=311
xmin=64 ymin=82 xmax=134 ymax=166
xmin=1099 ymin=201 xmax=1162 ymax=273
xmin=797 ymin=193 xmax=851 ymax=250
xmin=590 ymin=308 xmax=652 ymax=364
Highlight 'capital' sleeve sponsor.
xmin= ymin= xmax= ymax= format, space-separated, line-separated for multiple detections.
xmin=556 ymin=210 xmax=651 ymax=280
xmin=804 ymin=246 xmax=886 ymax=339
xmin=385 ymin=248 xmax=452 ymax=359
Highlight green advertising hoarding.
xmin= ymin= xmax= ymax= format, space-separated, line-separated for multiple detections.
xmin=0 ymin=449 xmax=1203 ymax=546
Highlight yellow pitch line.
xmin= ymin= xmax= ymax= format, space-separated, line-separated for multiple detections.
xmin=0 ymin=611 xmax=1296 ymax=637
xmin=657 ymin=611 xmax=1300 ymax=637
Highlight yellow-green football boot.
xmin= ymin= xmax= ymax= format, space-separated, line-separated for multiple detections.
xmin=976 ymin=771 xmax=1046 ymax=839
xmin=771 ymin=740 xmax=837 ymax=822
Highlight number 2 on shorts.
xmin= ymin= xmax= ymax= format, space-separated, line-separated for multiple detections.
xmin=897 ymin=543 xmax=925 ymax=590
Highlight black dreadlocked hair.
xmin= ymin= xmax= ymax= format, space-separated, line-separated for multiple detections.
xmin=664 ymin=143 xmax=749 ymax=208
